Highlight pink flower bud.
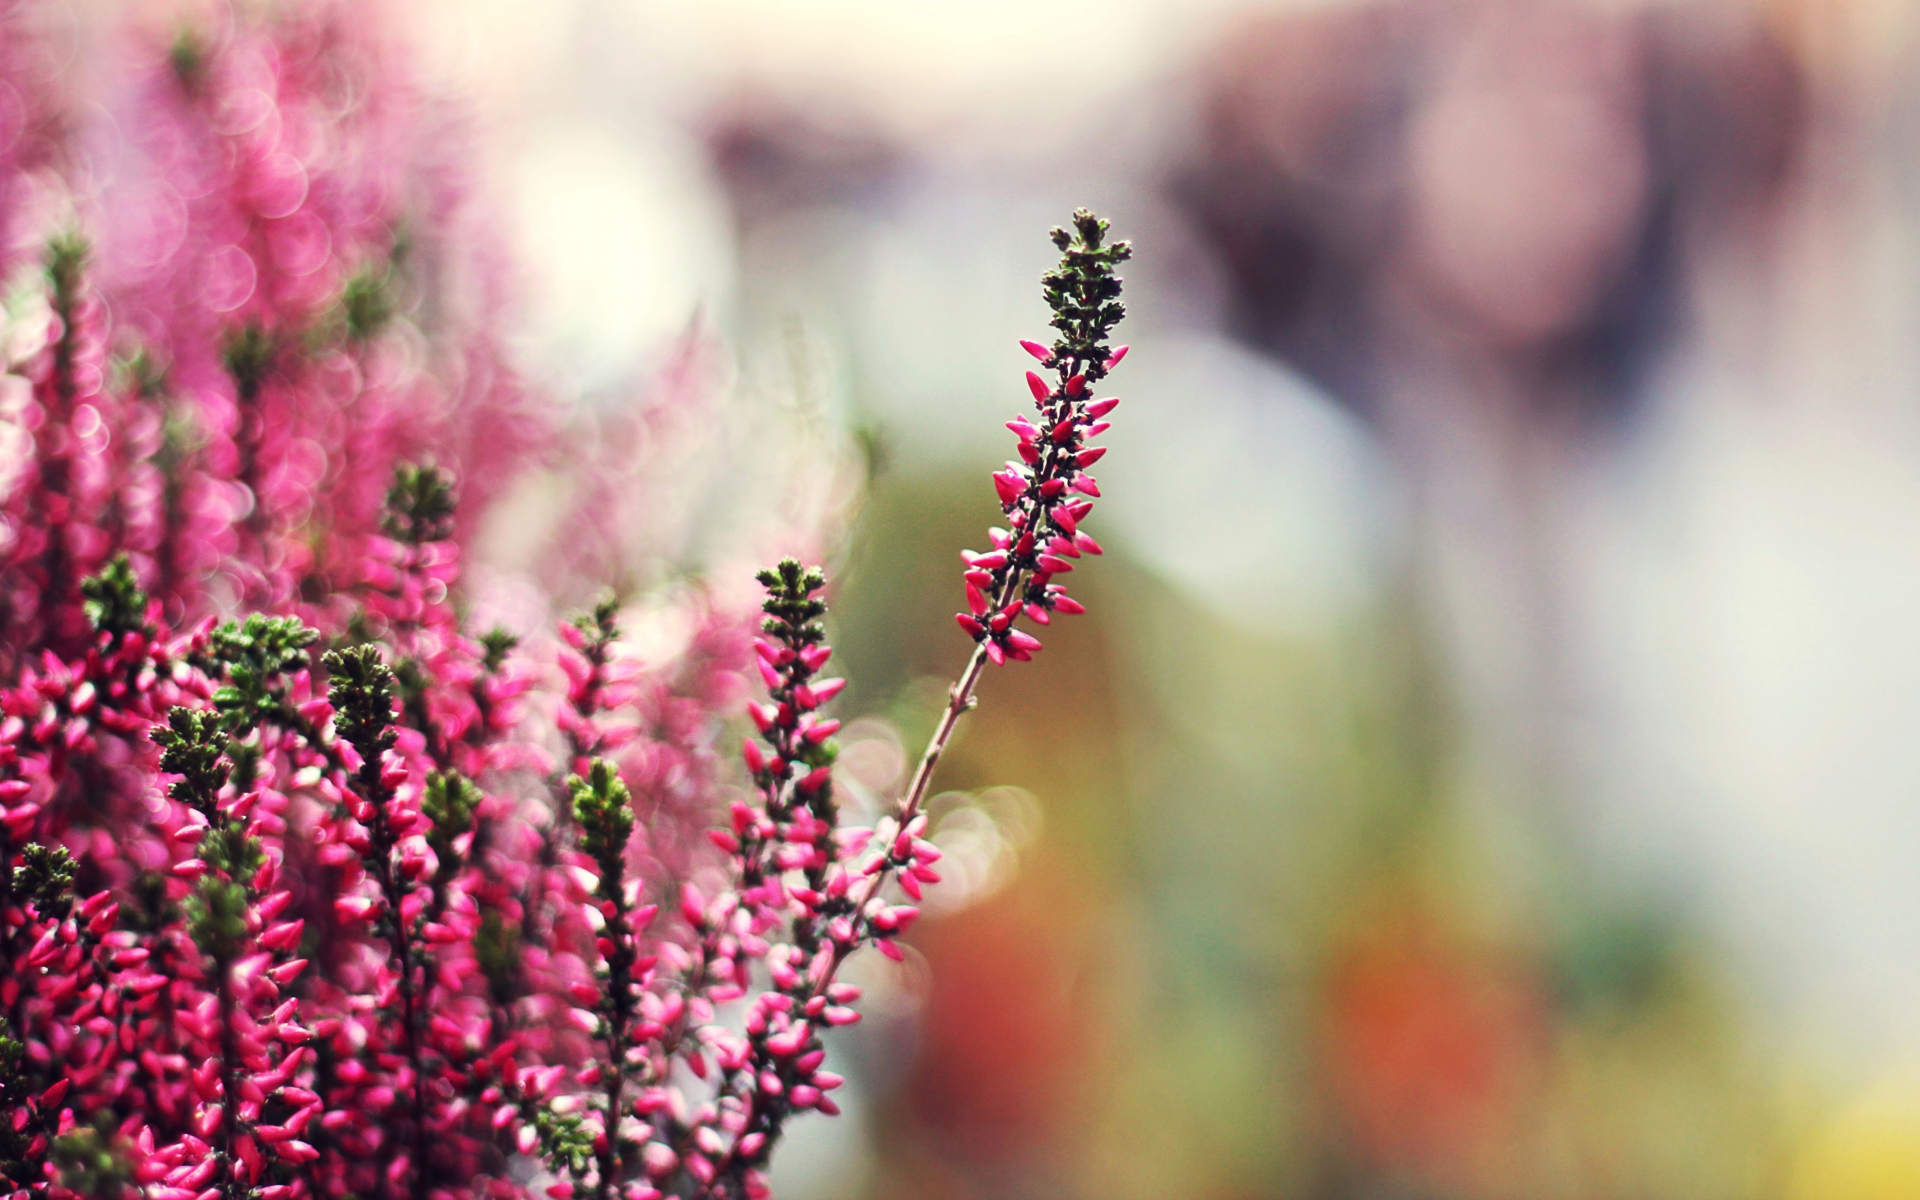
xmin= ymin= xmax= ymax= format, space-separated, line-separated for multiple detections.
xmin=258 ymin=920 xmax=304 ymax=951
xmin=803 ymin=719 xmax=840 ymax=744
xmin=643 ymin=1143 xmax=679 ymax=1178
xmin=1019 ymin=339 xmax=1053 ymax=363
xmin=334 ymin=896 xmax=379 ymax=923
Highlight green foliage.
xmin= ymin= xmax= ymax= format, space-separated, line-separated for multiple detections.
xmin=530 ymin=1105 xmax=596 ymax=1177
xmin=222 ymin=323 xmax=275 ymax=401
xmin=50 ymin=1120 xmax=133 ymax=1197
xmin=44 ymin=232 xmax=88 ymax=304
xmin=168 ymin=25 xmax=208 ymax=91
xmin=383 ymin=462 xmax=456 ymax=545
xmin=186 ymin=874 xmax=251 ymax=962
xmin=324 ymin=644 xmax=397 ymax=769
xmin=80 ymin=554 xmax=150 ymax=645
xmin=571 ymin=595 xmax=620 ymax=651
xmin=196 ymin=823 xmax=264 ymax=884
xmin=479 ymin=627 xmax=518 ymax=673
xmin=12 ymin=843 xmax=74 ymax=918
xmin=120 ymin=870 xmax=178 ymax=935
xmin=475 ymin=909 xmax=522 ymax=1007
xmin=1041 ymin=208 xmax=1132 ymax=381
xmin=149 ymin=706 xmax=230 ymax=811
xmin=151 ymin=708 xmax=264 ymax=954
xmin=424 ymin=769 xmax=481 ymax=870
xmin=341 ymin=264 xmax=396 ymax=342
xmin=203 ymin=614 xmax=319 ymax=733
xmin=226 ymin=736 xmax=263 ymax=794
xmin=565 ymin=760 xmax=632 ymax=890
xmin=756 ymin=558 xmax=827 ymax=646
xmin=0 ymin=1021 xmax=41 ymax=1188
xmin=118 ymin=346 xmax=168 ymax=400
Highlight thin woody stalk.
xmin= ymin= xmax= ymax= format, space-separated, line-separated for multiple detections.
xmin=806 ymin=640 xmax=986 ymax=997
xmin=712 ymin=213 xmax=1130 ymax=1199
xmin=817 ymin=208 xmax=1131 ymax=993
xmin=897 ymin=644 xmax=989 ymax=836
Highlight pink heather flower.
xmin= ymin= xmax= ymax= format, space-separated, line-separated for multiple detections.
xmin=2 ymin=1 xmax=1132 ymax=1190
xmin=0 ymin=0 xmax=66 ymax=274
xmin=81 ymin=0 xmax=548 ymax=621
xmin=954 ymin=210 xmax=1130 ymax=664
xmin=0 ymin=238 xmax=127 ymax=670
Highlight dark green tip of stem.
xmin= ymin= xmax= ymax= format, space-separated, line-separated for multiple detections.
xmin=480 ymin=627 xmax=518 ymax=672
xmin=121 ymin=347 xmax=170 ymax=400
xmin=566 ymin=758 xmax=635 ymax=872
xmin=323 ymin=644 xmax=398 ymax=758
xmin=424 ymin=770 xmax=482 ymax=839
xmin=341 ymin=266 xmax=397 ymax=342
xmin=81 ymin=554 xmax=150 ymax=642
xmin=756 ymin=559 xmax=829 ymax=633
xmin=169 ymin=26 xmax=208 ymax=91
xmin=382 ymin=461 xmax=458 ymax=545
xmin=12 ymin=844 xmax=74 ymax=912
xmin=570 ymin=595 xmax=621 ymax=647
xmin=44 ymin=233 xmax=89 ymax=299
xmin=222 ymin=324 xmax=275 ymax=399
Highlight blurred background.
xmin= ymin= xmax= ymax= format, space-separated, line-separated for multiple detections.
xmin=176 ymin=0 xmax=1920 ymax=1194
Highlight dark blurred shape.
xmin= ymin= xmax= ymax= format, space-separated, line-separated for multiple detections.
xmin=706 ymin=93 xmax=900 ymax=230
xmin=1175 ymin=0 xmax=1806 ymax=426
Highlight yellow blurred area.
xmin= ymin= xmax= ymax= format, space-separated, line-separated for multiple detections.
xmin=1792 ymin=1081 xmax=1920 ymax=1200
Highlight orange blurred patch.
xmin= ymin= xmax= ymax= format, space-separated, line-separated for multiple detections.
xmin=1322 ymin=908 xmax=1550 ymax=1192
xmin=905 ymin=855 xmax=1098 ymax=1162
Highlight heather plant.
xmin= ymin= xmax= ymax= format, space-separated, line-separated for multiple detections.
xmin=0 ymin=6 xmax=1130 ymax=1198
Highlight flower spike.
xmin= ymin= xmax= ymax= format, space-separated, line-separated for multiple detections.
xmin=955 ymin=209 xmax=1130 ymax=662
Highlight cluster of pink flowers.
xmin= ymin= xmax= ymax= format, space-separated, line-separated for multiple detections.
xmin=0 ymin=2 xmax=1132 ymax=1197
xmin=20 ymin=1 xmax=545 ymax=637
xmin=960 ymin=210 xmax=1131 ymax=664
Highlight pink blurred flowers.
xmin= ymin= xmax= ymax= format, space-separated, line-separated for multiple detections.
xmin=0 ymin=2 xmax=1130 ymax=1197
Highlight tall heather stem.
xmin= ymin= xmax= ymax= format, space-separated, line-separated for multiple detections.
xmin=323 ymin=645 xmax=428 ymax=1200
xmin=566 ymin=761 xmax=640 ymax=1200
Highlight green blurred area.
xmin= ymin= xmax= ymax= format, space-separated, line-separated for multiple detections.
xmin=825 ymin=466 xmax=1783 ymax=1200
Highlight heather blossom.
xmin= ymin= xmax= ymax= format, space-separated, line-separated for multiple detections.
xmin=0 ymin=4 xmax=1131 ymax=1197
